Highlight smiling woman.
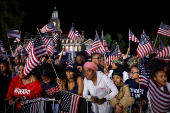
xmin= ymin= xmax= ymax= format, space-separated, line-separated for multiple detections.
xmin=6 ymin=63 xmax=42 ymax=111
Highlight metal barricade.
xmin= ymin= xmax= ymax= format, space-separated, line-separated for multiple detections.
xmin=4 ymin=98 xmax=90 ymax=113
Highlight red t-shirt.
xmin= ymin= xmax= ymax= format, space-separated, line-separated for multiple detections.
xmin=6 ymin=75 xmax=42 ymax=109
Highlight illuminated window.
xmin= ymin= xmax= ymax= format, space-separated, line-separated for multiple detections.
xmin=66 ymin=46 xmax=68 ymax=51
xmin=62 ymin=40 xmax=64 ymax=43
xmin=75 ymin=46 xmax=77 ymax=51
xmin=66 ymin=39 xmax=68 ymax=43
xmin=70 ymin=40 xmax=72 ymax=43
xmin=70 ymin=46 xmax=73 ymax=51
xmin=79 ymin=46 xmax=81 ymax=51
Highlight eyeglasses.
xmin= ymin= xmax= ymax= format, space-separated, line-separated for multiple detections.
xmin=130 ymin=72 xmax=139 ymax=75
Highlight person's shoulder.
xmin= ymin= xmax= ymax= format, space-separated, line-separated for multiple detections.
xmin=13 ymin=75 xmax=20 ymax=80
xmin=125 ymin=78 xmax=132 ymax=84
xmin=77 ymin=76 xmax=83 ymax=81
xmin=31 ymin=75 xmax=38 ymax=82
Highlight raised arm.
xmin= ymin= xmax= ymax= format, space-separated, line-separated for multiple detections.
xmin=57 ymin=48 xmax=64 ymax=66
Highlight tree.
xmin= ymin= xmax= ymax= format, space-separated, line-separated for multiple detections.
xmin=56 ymin=39 xmax=62 ymax=52
xmin=104 ymin=33 xmax=126 ymax=53
xmin=0 ymin=0 xmax=26 ymax=49
xmin=151 ymin=34 xmax=170 ymax=49
xmin=81 ymin=43 xmax=86 ymax=51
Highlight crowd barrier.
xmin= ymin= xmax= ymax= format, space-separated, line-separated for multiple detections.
xmin=4 ymin=98 xmax=142 ymax=113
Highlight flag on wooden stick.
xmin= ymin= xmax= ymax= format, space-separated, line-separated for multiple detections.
xmin=157 ymin=22 xmax=170 ymax=37
xmin=60 ymin=91 xmax=80 ymax=113
xmin=7 ymin=30 xmax=19 ymax=38
xmin=23 ymin=33 xmax=47 ymax=76
xmin=136 ymin=32 xmax=152 ymax=58
xmin=129 ymin=30 xmax=139 ymax=43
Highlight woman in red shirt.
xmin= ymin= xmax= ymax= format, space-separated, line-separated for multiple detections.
xmin=6 ymin=63 xmax=42 ymax=110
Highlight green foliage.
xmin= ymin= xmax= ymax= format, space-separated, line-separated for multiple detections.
xmin=81 ymin=43 xmax=86 ymax=51
xmin=0 ymin=0 xmax=26 ymax=49
xmin=104 ymin=33 xmax=126 ymax=53
xmin=56 ymin=39 xmax=62 ymax=52
xmin=151 ymin=34 xmax=170 ymax=49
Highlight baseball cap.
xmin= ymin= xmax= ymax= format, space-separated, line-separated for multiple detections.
xmin=66 ymin=64 xmax=77 ymax=73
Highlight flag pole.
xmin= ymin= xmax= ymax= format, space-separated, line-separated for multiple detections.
xmin=129 ymin=29 xmax=130 ymax=54
xmin=102 ymin=31 xmax=106 ymax=71
xmin=37 ymin=28 xmax=58 ymax=78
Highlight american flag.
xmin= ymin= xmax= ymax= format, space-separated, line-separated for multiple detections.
xmin=129 ymin=30 xmax=139 ymax=43
xmin=47 ymin=39 xmax=55 ymax=56
xmin=136 ymin=32 xmax=153 ymax=58
xmin=13 ymin=33 xmax=21 ymax=43
xmin=21 ymin=98 xmax=44 ymax=113
xmin=0 ymin=38 xmax=4 ymax=47
xmin=40 ymin=23 xmax=54 ymax=33
xmin=157 ymin=22 xmax=170 ymax=37
xmin=7 ymin=30 xmax=19 ymax=38
xmin=42 ymin=32 xmax=51 ymax=47
xmin=17 ymin=44 xmax=23 ymax=52
xmin=100 ymin=32 xmax=110 ymax=52
xmin=152 ymin=45 xmax=159 ymax=54
xmin=21 ymin=102 xmax=31 ymax=113
xmin=53 ymin=33 xmax=59 ymax=42
xmin=23 ymin=33 xmax=47 ymax=76
xmin=68 ymin=25 xmax=75 ymax=40
xmin=149 ymin=78 xmax=170 ymax=113
xmin=159 ymin=39 xmax=165 ymax=51
xmin=25 ymin=39 xmax=33 ymax=53
xmin=75 ymin=30 xmax=83 ymax=39
xmin=139 ymin=63 xmax=149 ymax=87
xmin=0 ymin=38 xmax=5 ymax=53
xmin=65 ymin=53 xmax=73 ymax=65
xmin=156 ymin=46 xmax=170 ymax=58
xmin=106 ymin=44 xmax=118 ymax=65
xmin=86 ymin=33 xmax=106 ymax=55
xmin=60 ymin=91 xmax=80 ymax=113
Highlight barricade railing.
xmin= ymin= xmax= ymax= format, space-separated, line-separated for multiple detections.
xmin=4 ymin=98 xmax=138 ymax=113
xmin=4 ymin=98 xmax=91 ymax=113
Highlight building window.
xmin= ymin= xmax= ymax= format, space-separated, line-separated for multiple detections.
xmin=66 ymin=46 xmax=68 ymax=51
xmin=66 ymin=39 xmax=68 ymax=43
xmin=70 ymin=39 xmax=72 ymax=43
xmin=79 ymin=40 xmax=81 ymax=43
xmin=70 ymin=46 xmax=73 ymax=51
xmin=62 ymin=40 xmax=64 ymax=43
xmin=75 ymin=46 xmax=77 ymax=51
xmin=79 ymin=46 xmax=81 ymax=51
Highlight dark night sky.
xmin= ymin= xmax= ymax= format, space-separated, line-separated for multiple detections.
xmin=19 ymin=1 xmax=170 ymax=42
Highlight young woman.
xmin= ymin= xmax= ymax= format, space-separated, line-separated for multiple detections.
xmin=105 ymin=58 xmax=129 ymax=82
xmin=125 ymin=64 xmax=148 ymax=113
xmin=39 ymin=62 xmax=61 ymax=113
xmin=83 ymin=62 xmax=118 ymax=113
xmin=58 ymin=64 xmax=84 ymax=113
xmin=60 ymin=64 xmax=83 ymax=95
xmin=147 ymin=68 xmax=170 ymax=113
xmin=0 ymin=62 xmax=10 ymax=113
xmin=0 ymin=60 xmax=12 ymax=80
xmin=9 ymin=55 xmax=21 ymax=78
xmin=6 ymin=63 xmax=42 ymax=112
xmin=109 ymin=69 xmax=135 ymax=113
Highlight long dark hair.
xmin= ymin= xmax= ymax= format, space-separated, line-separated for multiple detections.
xmin=65 ymin=71 xmax=77 ymax=90
xmin=37 ymin=62 xmax=56 ymax=80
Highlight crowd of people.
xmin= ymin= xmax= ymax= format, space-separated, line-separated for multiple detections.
xmin=0 ymin=46 xmax=170 ymax=113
